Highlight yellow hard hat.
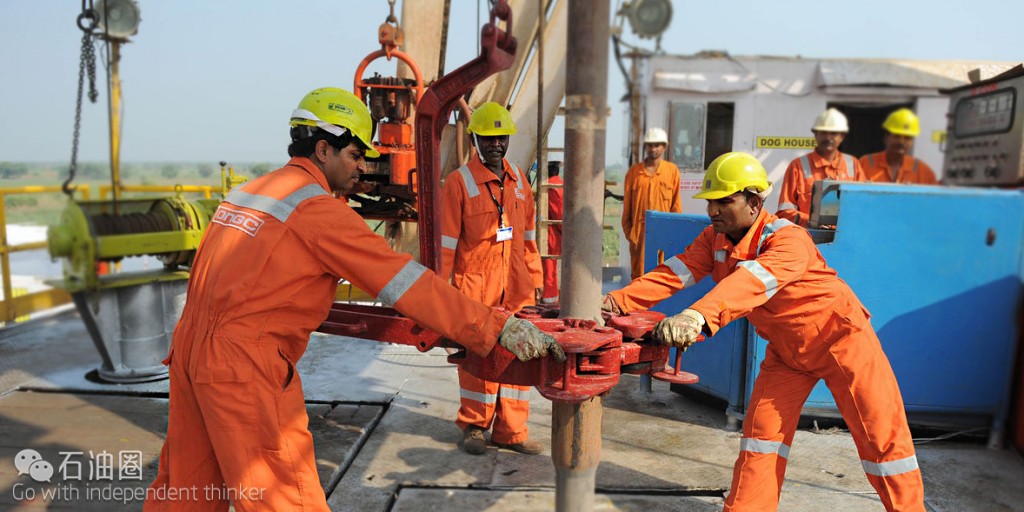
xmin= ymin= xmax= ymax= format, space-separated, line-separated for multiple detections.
xmin=882 ymin=108 xmax=920 ymax=137
xmin=693 ymin=152 xmax=771 ymax=200
xmin=290 ymin=87 xmax=380 ymax=158
xmin=467 ymin=102 xmax=517 ymax=136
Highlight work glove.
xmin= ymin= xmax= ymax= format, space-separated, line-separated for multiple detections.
xmin=652 ymin=309 xmax=705 ymax=351
xmin=499 ymin=317 xmax=567 ymax=363
xmin=601 ymin=294 xmax=622 ymax=315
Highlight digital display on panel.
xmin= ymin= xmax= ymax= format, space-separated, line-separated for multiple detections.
xmin=954 ymin=88 xmax=1016 ymax=137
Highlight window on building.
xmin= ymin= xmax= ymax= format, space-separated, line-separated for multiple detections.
xmin=668 ymin=101 xmax=735 ymax=172
xmin=668 ymin=102 xmax=705 ymax=173
xmin=704 ymin=102 xmax=735 ymax=169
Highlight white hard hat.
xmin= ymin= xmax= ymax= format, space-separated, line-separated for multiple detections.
xmin=643 ymin=127 xmax=669 ymax=144
xmin=812 ymin=108 xmax=849 ymax=133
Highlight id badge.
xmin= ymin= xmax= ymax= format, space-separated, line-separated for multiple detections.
xmin=496 ymin=226 xmax=513 ymax=242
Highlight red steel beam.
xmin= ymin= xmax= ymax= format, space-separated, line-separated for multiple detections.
xmin=414 ymin=0 xmax=516 ymax=273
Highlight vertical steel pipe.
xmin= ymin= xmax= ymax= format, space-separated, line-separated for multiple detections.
xmin=629 ymin=51 xmax=643 ymax=166
xmin=552 ymin=397 xmax=603 ymax=511
xmin=561 ymin=0 xmax=608 ymax=323
xmin=554 ymin=1 xmax=610 ymax=510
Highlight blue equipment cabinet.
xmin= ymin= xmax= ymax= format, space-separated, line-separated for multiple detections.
xmin=643 ymin=184 xmax=1024 ymax=441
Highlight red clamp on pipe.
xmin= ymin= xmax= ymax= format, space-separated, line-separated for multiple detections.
xmin=605 ymin=311 xmax=699 ymax=385
xmin=535 ymin=319 xmax=622 ymax=403
xmin=605 ymin=310 xmax=664 ymax=339
xmin=450 ymin=317 xmax=622 ymax=404
xmin=650 ymin=334 xmax=702 ymax=385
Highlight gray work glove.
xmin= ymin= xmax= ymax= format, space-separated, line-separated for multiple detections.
xmin=499 ymin=317 xmax=567 ymax=362
xmin=652 ymin=309 xmax=705 ymax=351
xmin=601 ymin=294 xmax=623 ymax=314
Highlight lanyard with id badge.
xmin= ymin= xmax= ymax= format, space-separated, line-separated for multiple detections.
xmin=486 ymin=180 xmax=513 ymax=242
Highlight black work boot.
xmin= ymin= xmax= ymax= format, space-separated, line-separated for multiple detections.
xmin=460 ymin=426 xmax=487 ymax=455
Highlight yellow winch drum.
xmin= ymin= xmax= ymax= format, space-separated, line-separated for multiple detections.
xmin=48 ymin=196 xmax=215 ymax=292
xmin=46 ymin=195 xmax=218 ymax=383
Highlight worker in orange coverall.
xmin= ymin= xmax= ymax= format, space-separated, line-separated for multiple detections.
xmin=144 ymin=88 xmax=564 ymax=512
xmin=541 ymin=160 xmax=564 ymax=304
xmin=777 ymin=108 xmax=867 ymax=227
xmin=441 ymin=102 xmax=545 ymax=456
xmin=621 ymin=127 xmax=682 ymax=279
xmin=604 ymin=152 xmax=924 ymax=512
xmin=859 ymin=108 xmax=938 ymax=185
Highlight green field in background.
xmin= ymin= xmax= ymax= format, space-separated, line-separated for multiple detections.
xmin=2 ymin=162 xmax=628 ymax=261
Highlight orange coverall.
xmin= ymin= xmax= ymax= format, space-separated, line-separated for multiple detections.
xmin=441 ymin=155 xmax=543 ymax=445
xmin=608 ymin=208 xmax=924 ymax=512
xmin=776 ymin=151 xmax=867 ymax=227
xmin=621 ymin=159 xmax=682 ymax=279
xmin=859 ymin=152 xmax=938 ymax=185
xmin=145 ymin=157 xmax=509 ymax=512
xmin=542 ymin=174 xmax=564 ymax=302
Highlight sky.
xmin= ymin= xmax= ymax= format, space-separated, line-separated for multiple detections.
xmin=1 ymin=0 xmax=1022 ymax=168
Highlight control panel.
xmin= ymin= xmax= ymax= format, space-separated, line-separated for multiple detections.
xmin=943 ymin=67 xmax=1024 ymax=186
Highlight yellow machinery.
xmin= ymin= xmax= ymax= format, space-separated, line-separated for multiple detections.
xmin=45 ymin=0 xmax=241 ymax=382
xmin=48 ymin=195 xmax=216 ymax=293
xmin=47 ymin=194 xmax=221 ymax=383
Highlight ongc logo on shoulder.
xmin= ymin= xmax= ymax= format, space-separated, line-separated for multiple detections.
xmin=212 ymin=206 xmax=265 ymax=237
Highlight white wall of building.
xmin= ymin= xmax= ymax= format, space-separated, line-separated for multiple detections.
xmin=642 ymin=55 xmax=955 ymax=215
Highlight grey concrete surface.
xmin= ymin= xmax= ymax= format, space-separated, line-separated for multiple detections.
xmin=1 ymin=312 xmax=1023 ymax=511
xmin=0 ymin=390 xmax=383 ymax=511
xmin=391 ymin=488 xmax=724 ymax=511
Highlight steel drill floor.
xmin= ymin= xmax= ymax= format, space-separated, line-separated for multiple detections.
xmin=1 ymin=310 xmax=1022 ymax=511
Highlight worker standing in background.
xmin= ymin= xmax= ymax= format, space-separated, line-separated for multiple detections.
xmin=777 ymin=108 xmax=867 ymax=226
xmin=541 ymin=160 xmax=564 ymax=304
xmin=859 ymin=108 xmax=938 ymax=184
xmin=441 ymin=102 xmax=546 ymax=456
xmin=603 ymin=152 xmax=924 ymax=512
xmin=144 ymin=89 xmax=563 ymax=512
xmin=621 ymin=127 xmax=682 ymax=279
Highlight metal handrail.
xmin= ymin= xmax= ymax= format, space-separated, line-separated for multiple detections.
xmin=0 ymin=185 xmax=93 ymax=323
xmin=98 ymin=184 xmax=216 ymax=200
xmin=0 ymin=182 xmax=217 ymax=324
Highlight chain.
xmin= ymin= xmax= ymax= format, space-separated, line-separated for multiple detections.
xmin=65 ymin=5 xmax=99 ymax=197
xmin=387 ymin=0 xmax=397 ymax=23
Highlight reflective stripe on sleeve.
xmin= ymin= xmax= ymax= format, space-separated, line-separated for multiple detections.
xmin=756 ymin=218 xmax=798 ymax=257
xmin=498 ymin=386 xmax=531 ymax=401
xmin=456 ymin=165 xmax=480 ymax=198
xmin=442 ymin=235 xmax=459 ymax=250
xmin=799 ymin=156 xmax=813 ymax=179
xmin=460 ymin=389 xmax=497 ymax=404
xmin=777 ymin=202 xmax=798 ymax=211
xmin=738 ymin=260 xmax=778 ymax=299
xmin=663 ymin=256 xmax=696 ymax=288
xmin=740 ymin=438 xmax=791 ymax=459
xmin=226 ymin=184 xmax=328 ymax=223
xmin=525 ymin=230 xmax=536 ymax=241
xmin=511 ymin=163 xmax=524 ymax=190
xmin=765 ymin=219 xmax=795 ymax=232
xmin=377 ymin=260 xmax=428 ymax=305
xmin=862 ymin=455 xmax=919 ymax=477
